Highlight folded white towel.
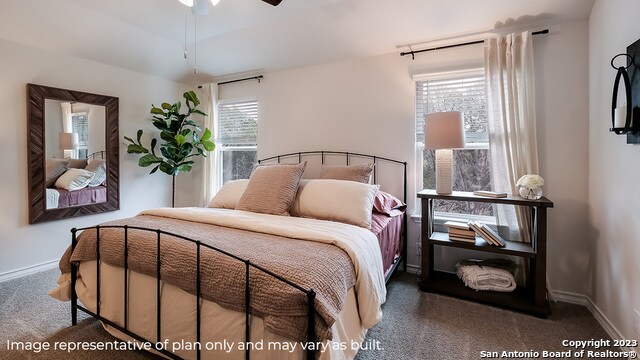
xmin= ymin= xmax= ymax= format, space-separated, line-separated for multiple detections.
xmin=455 ymin=263 xmax=516 ymax=292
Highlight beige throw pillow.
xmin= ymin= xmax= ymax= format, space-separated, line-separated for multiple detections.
xmin=236 ymin=162 xmax=306 ymax=216
xmin=319 ymin=163 xmax=374 ymax=183
xmin=45 ymin=158 xmax=70 ymax=188
xmin=67 ymin=158 xmax=88 ymax=169
xmin=291 ymin=179 xmax=379 ymax=229
xmin=55 ymin=168 xmax=95 ymax=191
xmin=208 ymin=179 xmax=250 ymax=209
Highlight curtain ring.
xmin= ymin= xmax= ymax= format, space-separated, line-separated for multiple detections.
xmin=610 ymin=53 xmax=634 ymax=70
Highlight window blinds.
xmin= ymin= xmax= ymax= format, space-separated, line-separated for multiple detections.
xmin=72 ymin=115 xmax=88 ymax=147
xmin=416 ymin=71 xmax=488 ymax=144
xmin=217 ymin=100 xmax=258 ymax=146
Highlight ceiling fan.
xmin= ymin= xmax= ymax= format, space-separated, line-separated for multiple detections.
xmin=179 ymin=0 xmax=283 ymax=16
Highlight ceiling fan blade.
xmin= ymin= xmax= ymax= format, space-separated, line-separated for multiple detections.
xmin=261 ymin=0 xmax=283 ymax=6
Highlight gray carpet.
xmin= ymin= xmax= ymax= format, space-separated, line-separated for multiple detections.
xmin=0 ymin=269 xmax=615 ymax=359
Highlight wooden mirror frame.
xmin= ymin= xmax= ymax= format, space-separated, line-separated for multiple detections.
xmin=27 ymin=84 xmax=120 ymax=224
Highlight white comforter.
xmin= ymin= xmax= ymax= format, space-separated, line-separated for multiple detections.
xmin=140 ymin=207 xmax=387 ymax=329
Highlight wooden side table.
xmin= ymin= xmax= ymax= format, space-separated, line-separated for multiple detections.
xmin=417 ymin=190 xmax=554 ymax=317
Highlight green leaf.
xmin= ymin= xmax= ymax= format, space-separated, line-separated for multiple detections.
xmin=150 ymin=107 xmax=165 ymax=115
xmin=138 ymin=154 xmax=163 ymax=167
xmin=192 ymin=109 xmax=207 ymax=116
xmin=124 ymin=136 xmax=134 ymax=143
xmin=152 ymin=120 xmax=169 ymax=131
xmin=193 ymin=132 xmax=200 ymax=143
xmin=161 ymin=102 xmax=172 ymax=110
xmin=127 ymin=144 xmax=147 ymax=154
xmin=136 ymin=129 xmax=143 ymax=143
xmin=149 ymin=164 xmax=160 ymax=174
xmin=160 ymin=131 xmax=174 ymax=143
xmin=150 ymin=138 xmax=157 ymax=155
xmin=159 ymin=163 xmax=172 ymax=175
xmin=175 ymin=134 xmax=186 ymax=146
xmin=177 ymin=163 xmax=193 ymax=173
xmin=202 ymin=140 xmax=215 ymax=151
xmin=183 ymin=91 xmax=199 ymax=108
xmin=201 ymin=128 xmax=212 ymax=141
xmin=181 ymin=129 xmax=192 ymax=137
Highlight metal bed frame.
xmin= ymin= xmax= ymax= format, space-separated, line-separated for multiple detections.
xmin=69 ymin=150 xmax=407 ymax=360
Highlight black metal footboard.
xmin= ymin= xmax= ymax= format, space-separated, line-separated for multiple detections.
xmin=70 ymin=225 xmax=317 ymax=360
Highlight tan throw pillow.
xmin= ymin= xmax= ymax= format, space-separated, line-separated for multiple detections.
xmin=236 ymin=162 xmax=307 ymax=216
xmin=319 ymin=163 xmax=374 ymax=183
xmin=291 ymin=179 xmax=379 ymax=229
xmin=67 ymin=158 xmax=88 ymax=169
xmin=55 ymin=168 xmax=95 ymax=191
xmin=208 ymin=179 xmax=250 ymax=209
xmin=45 ymin=158 xmax=70 ymax=188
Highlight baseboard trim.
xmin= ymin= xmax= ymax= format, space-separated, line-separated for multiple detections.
xmin=552 ymin=289 xmax=635 ymax=352
xmin=0 ymin=259 xmax=59 ymax=283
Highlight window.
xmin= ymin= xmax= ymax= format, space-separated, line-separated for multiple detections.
xmin=72 ymin=113 xmax=88 ymax=159
xmin=415 ymin=69 xmax=494 ymax=217
xmin=216 ymin=99 xmax=258 ymax=184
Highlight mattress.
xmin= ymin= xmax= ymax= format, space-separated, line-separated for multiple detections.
xmin=66 ymin=260 xmax=366 ymax=360
xmin=46 ymin=185 xmax=107 ymax=209
xmin=370 ymin=212 xmax=404 ymax=275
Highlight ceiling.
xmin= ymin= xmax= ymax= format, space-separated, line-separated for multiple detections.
xmin=0 ymin=0 xmax=595 ymax=84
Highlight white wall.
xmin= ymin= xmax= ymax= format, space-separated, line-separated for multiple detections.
xmin=206 ymin=21 xmax=591 ymax=288
xmin=589 ymin=0 xmax=640 ymax=343
xmin=0 ymin=39 xmax=192 ymax=276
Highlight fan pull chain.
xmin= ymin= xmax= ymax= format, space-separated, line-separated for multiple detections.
xmin=194 ymin=15 xmax=198 ymax=74
xmin=184 ymin=14 xmax=188 ymax=59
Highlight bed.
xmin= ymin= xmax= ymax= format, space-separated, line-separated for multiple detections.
xmin=50 ymin=151 xmax=407 ymax=360
xmin=46 ymin=186 xmax=107 ymax=209
xmin=45 ymin=152 xmax=108 ymax=209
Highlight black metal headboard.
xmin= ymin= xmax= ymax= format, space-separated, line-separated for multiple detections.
xmin=258 ymin=150 xmax=408 ymax=204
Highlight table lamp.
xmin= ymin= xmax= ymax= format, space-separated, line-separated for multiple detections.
xmin=424 ymin=111 xmax=465 ymax=194
xmin=59 ymin=132 xmax=79 ymax=150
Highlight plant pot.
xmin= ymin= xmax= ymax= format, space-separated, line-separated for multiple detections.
xmin=519 ymin=186 xmax=543 ymax=200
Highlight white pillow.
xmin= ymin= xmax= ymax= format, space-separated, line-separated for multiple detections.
xmin=291 ymin=179 xmax=379 ymax=229
xmin=55 ymin=168 xmax=95 ymax=191
xmin=85 ymin=159 xmax=107 ymax=187
xmin=207 ymin=179 xmax=250 ymax=209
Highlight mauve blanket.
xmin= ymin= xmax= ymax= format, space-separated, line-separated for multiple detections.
xmin=59 ymin=208 xmax=386 ymax=342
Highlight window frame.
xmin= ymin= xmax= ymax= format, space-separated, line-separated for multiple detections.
xmin=414 ymin=68 xmax=494 ymax=223
xmin=214 ymin=97 xmax=258 ymax=191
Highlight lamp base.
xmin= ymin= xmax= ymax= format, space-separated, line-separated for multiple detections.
xmin=435 ymin=149 xmax=453 ymax=195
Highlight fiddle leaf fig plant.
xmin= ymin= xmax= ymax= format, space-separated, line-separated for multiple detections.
xmin=124 ymin=91 xmax=214 ymax=206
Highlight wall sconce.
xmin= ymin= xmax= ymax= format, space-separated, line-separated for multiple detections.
xmin=610 ymin=39 xmax=640 ymax=144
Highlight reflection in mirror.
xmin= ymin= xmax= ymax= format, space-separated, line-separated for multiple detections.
xmin=43 ymin=100 xmax=108 ymax=210
xmin=28 ymin=84 xmax=119 ymax=224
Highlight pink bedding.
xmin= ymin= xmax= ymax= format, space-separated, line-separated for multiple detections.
xmin=54 ymin=185 xmax=107 ymax=207
xmin=371 ymin=212 xmax=404 ymax=275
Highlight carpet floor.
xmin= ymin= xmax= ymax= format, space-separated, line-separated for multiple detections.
xmin=0 ymin=268 xmax=616 ymax=359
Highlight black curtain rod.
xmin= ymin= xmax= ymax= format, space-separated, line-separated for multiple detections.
xmin=197 ymin=75 xmax=264 ymax=89
xmin=400 ymin=29 xmax=549 ymax=60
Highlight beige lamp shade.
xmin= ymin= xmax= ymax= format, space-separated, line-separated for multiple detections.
xmin=59 ymin=132 xmax=79 ymax=150
xmin=424 ymin=111 xmax=466 ymax=150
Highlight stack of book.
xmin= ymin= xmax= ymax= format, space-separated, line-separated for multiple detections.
xmin=444 ymin=221 xmax=477 ymax=243
xmin=467 ymin=220 xmax=507 ymax=247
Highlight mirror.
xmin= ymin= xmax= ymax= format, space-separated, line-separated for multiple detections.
xmin=28 ymin=84 xmax=119 ymax=223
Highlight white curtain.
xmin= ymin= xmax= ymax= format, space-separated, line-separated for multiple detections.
xmin=60 ymin=102 xmax=74 ymax=158
xmin=485 ymin=31 xmax=543 ymax=290
xmin=201 ymin=83 xmax=219 ymax=206
xmin=484 ymin=31 xmax=539 ymax=244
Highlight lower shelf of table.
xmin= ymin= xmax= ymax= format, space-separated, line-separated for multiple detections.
xmin=419 ymin=271 xmax=551 ymax=318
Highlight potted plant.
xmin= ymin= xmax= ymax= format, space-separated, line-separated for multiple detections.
xmin=124 ymin=91 xmax=215 ymax=207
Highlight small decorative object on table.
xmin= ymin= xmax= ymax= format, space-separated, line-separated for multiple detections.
xmin=516 ymin=174 xmax=544 ymax=200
